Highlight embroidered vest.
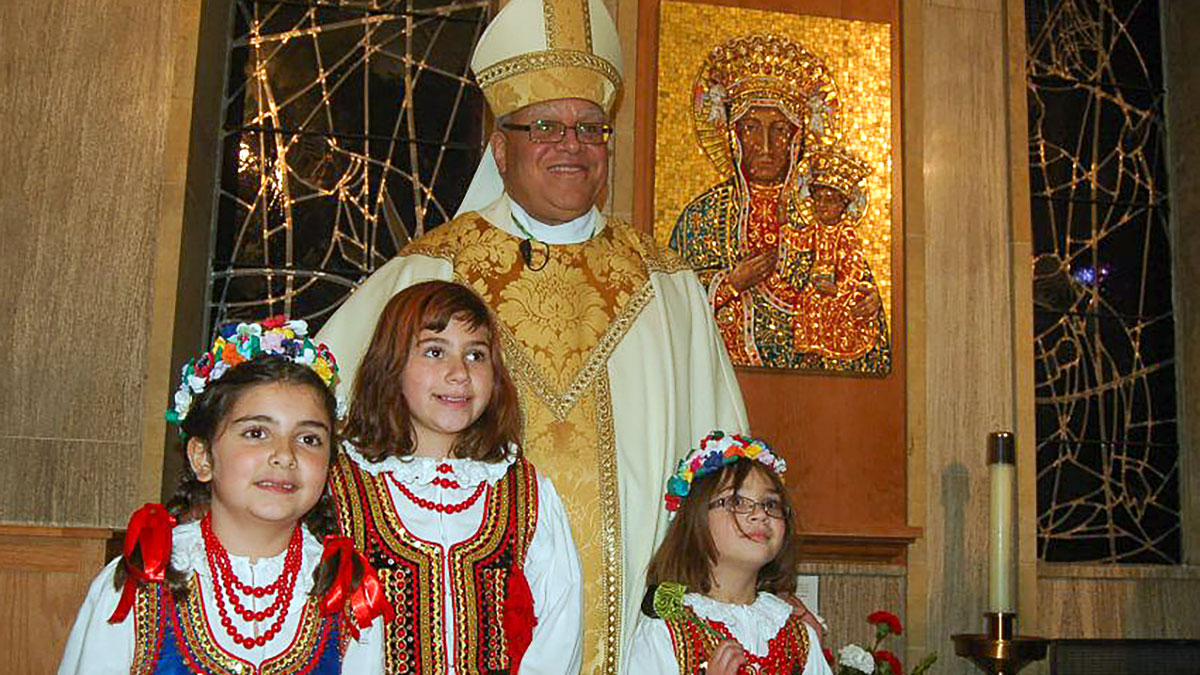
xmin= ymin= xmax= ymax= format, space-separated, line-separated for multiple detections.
xmin=330 ymin=454 xmax=539 ymax=675
xmin=129 ymin=579 xmax=345 ymax=675
xmin=662 ymin=607 xmax=810 ymax=675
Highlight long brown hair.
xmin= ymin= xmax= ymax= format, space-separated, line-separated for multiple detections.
xmin=341 ymin=280 xmax=521 ymax=462
xmin=645 ymin=459 xmax=800 ymax=596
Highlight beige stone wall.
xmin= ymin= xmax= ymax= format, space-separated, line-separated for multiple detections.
xmin=0 ymin=0 xmax=211 ymax=527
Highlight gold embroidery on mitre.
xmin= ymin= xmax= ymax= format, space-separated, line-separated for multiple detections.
xmin=476 ymin=50 xmax=620 ymax=91
xmin=543 ymin=0 xmax=591 ymax=51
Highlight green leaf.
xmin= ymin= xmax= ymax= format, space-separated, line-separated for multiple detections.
xmin=908 ymin=652 xmax=938 ymax=675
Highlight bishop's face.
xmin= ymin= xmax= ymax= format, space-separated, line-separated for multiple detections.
xmin=492 ymin=98 xmax=610 ymax=225
xmin=734 ymin=105 xmax=800 ymax=186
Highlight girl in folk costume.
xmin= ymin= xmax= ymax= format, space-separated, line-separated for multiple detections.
xmin=628 ymin=432 xmax=832 ymax=675
xmin=330 ymin=280 xmax=583 ymax=675
xmin=59 ymin=318 xmax=392 ymax=675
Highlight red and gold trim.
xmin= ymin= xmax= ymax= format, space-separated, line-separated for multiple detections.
xmin=330 ymin=454 xmax=538 ymax=675
xmin=663 ymin=608 xmax=810 ymax=675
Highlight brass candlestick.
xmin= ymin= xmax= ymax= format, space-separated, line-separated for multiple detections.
xmin=952 ymin=612 xmax=1048 ymax=675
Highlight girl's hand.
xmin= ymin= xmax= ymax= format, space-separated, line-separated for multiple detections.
xmin=704 ymin=639 xmax=747 ymax=675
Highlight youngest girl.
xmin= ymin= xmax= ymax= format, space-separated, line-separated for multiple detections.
xmin=628 ymin=431 xmax=832 ymax=675
xmin=330 ymin=280 xmax=582 ymax=674
xmin=59 ymin=318 xmax=389 ymax=674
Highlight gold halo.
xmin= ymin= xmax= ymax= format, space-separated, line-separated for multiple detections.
xmin=691 ymin=34 xmax=842 ymax=179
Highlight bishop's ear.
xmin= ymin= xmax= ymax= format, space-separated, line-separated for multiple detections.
xmin=490 ymin=130 xmax=508 ymax=176
xmin=186 ymin=438 xmax=214 ymax=482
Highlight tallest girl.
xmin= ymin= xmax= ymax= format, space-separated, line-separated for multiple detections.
xmin=330 ymin=280 xmax=582 ymax=674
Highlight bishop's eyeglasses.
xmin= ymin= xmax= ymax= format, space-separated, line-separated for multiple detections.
xmin=501 ymin=119 xmax=614 ymax=144
xmin=708 ymin=494 xmax=790 ymax=519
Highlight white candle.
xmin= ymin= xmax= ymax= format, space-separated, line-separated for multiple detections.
xmin=988 ymin=433 xmax=1016 ymax=613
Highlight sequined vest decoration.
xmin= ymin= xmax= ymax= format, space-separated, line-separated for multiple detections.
xmin=330 ymin=453 xmax=539 ymax=675
xmin=128 ymin=580 xmax=344 ymax=675
xmin=662 ymin=607 xmax=810 ymax=675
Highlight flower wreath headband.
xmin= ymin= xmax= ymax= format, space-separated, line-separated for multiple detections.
xmin=166 ymin=316 xmax=342 ymax=429
xmin=664 ymin=430 xmax=787 ymax=513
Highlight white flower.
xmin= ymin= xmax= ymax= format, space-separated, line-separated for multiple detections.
xmin=187 ymin=375 xmax=207 ymax=394
xmin=210 ymin=360 xmax=230 ymax=381
xmin=287 ymin=319 xmax=308 ymax=337
xmin=299 ymin=348 xmax=316 ymax=365
xmin=839 ymin=644 xmax=876 ymax=674
xmin=173 ymin=388 xmax=193 ymax=417
xmin=335 ymin=396 xmax=348 ymax=420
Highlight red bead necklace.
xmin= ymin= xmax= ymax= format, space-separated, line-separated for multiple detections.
xmin=390 ymin=473 xmax=487 ymax=514
xmin=431 ymin=463 xmax=461 ymax=489
xmin=200 ymin=515 xmax=303 ymax=648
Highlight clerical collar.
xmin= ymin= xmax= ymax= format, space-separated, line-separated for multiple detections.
xmin=509 ymin=199 xmax=598 ymax=245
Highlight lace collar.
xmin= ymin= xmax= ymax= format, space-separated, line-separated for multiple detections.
xmin=343 ymin=443 xmax=515 ymax=486
xmin=684 ymin=592 xmax=793 ymax=657
xmin=171 ymin=519 xmax=324 ymax=585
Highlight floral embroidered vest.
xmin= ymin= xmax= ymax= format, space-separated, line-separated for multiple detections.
xmin=663 ymin=608 xmax=810 ymax=675
xmin=329 ymin=453 xmax=539 ymax=675
xmin=129 ymin=580 xmax=345 ymax=675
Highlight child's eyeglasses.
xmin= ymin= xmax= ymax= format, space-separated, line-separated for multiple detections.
xmin=708 ymin=494 xmax=789 ymax=519
xmin=501 ymin=120 xmax=614 ymax=144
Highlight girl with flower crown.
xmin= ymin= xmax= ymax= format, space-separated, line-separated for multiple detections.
xmin=59 ymin=318 xmax=391 ymax=674
xmin=628 ymin=431 xmax=833 ymax=675
xmin=329 ymin=280 xmax=582 ymax=674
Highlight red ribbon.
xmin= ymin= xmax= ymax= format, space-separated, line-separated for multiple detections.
xmin=108 ymin=504 xmax=176 ymax=623
xmin=504 ymin=565 xmax=537 ymax=670
xmin=319 ymin=535 xmax=394 ymax=639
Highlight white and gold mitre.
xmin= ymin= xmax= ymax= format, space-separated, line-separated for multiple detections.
xmin=471 ymin=0 xmax=624 ymax=117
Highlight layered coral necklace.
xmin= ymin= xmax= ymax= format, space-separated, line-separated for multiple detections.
xmin=200 ymin=515 xmax=303 ymax=648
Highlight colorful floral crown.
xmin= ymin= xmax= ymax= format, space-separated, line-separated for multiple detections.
xmin=166 ymin=316 xmax=341 ymax=427
xmin=664 ymin=430 xmax=787 ymax=513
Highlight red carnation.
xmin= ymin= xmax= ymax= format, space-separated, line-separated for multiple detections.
xmin=875 ymin=650 xmax=902 ymax=675
xmin=868 ymin=610 xmax=903 ymax=635
xmin=261 ymin=315 xmax=287 ymax=329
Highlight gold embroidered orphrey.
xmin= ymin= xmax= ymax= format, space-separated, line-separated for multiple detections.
xmin=667 ymin=33 xmax=892 ymax=374
xmin=404 ymin=214 xmax=686 ymax=674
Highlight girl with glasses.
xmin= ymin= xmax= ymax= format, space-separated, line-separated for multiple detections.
xmin=628 ymin=431 xmax=832 ymax=675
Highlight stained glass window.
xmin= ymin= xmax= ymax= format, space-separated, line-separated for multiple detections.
xmin=208 ymin=0 xmax=490 ymax=331
xmin=1026 ymin=0 xmax=1180 ymax=563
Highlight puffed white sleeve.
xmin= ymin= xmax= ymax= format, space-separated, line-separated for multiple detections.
xmin=803 ymin=623 xmax=834 ymax=675
xmin=340 ymin=613 xmax=386 ymax=673
xmin=57 ymin=559 xmax=135 ymax=675
xmin=516 ymin=473 xmax=583 ymax=675
xmin=624 ymin=615 xmax=679 ymax=675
